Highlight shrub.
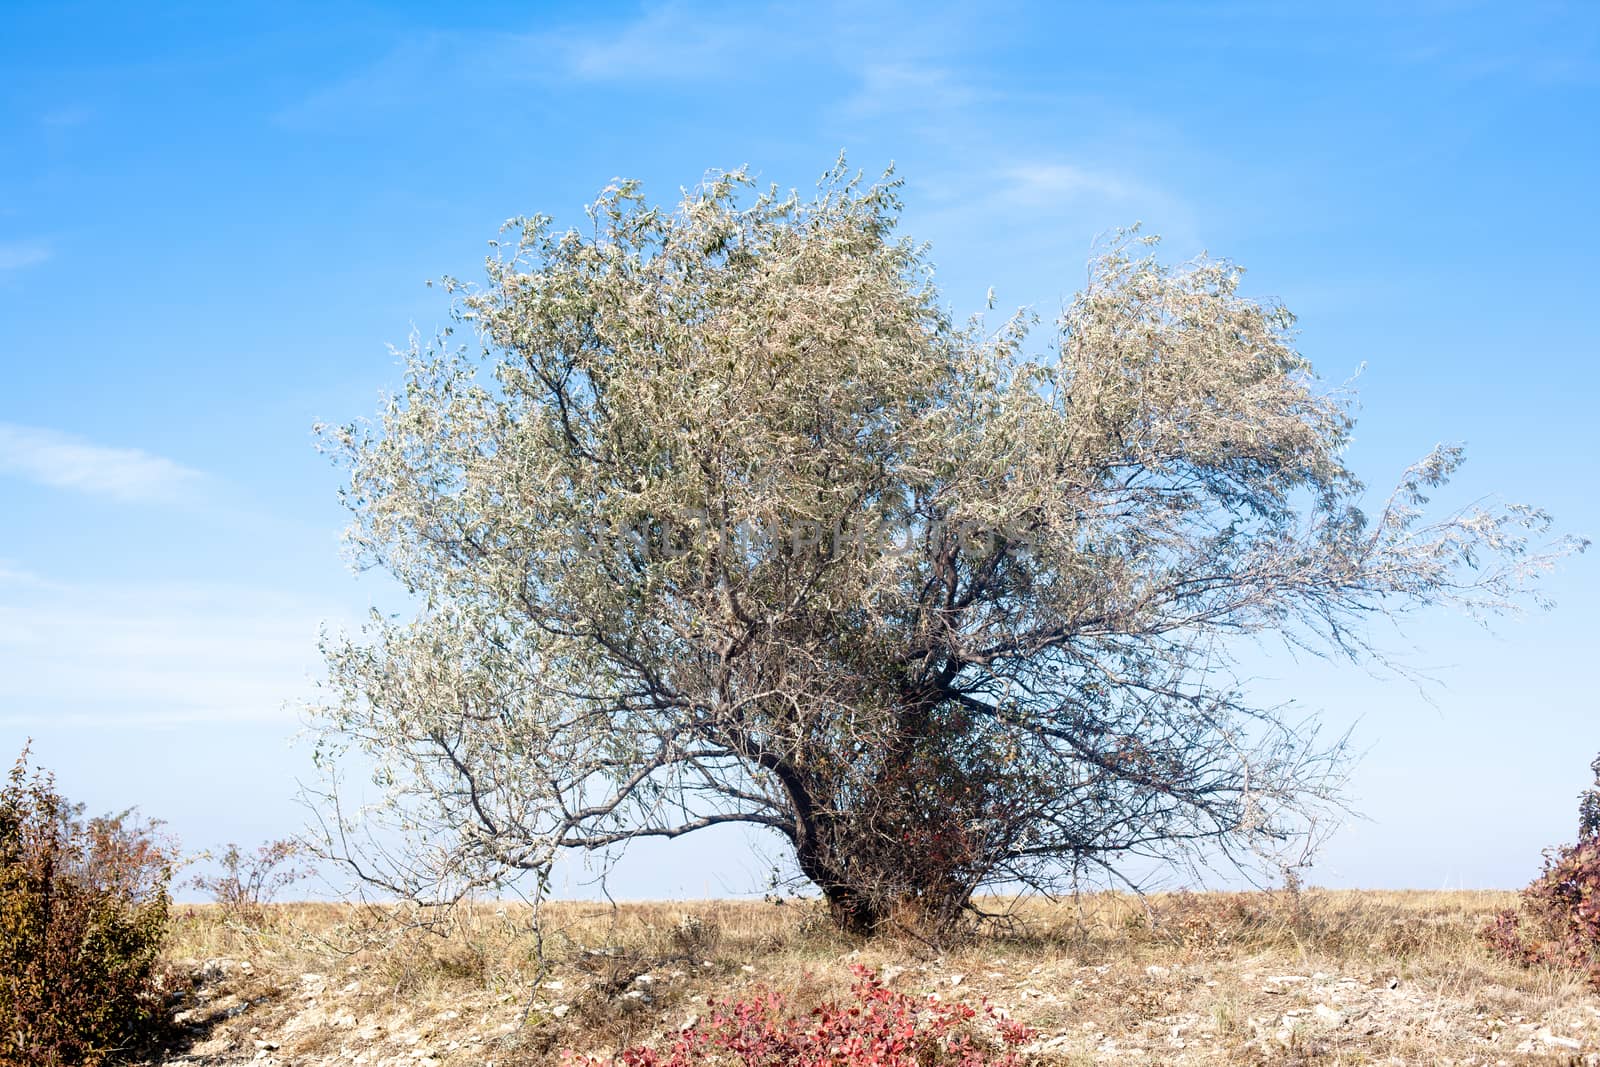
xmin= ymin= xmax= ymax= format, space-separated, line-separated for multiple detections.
xmin=566 ymin=965 xmax=1035 ymax=1067
xmin=1579 ymin=753 xmax=1600 ymax=841
xmin=1484 ymin=751 xmax=1600 ymax=989
xmin=1147 ymin=891 xmax=1283 ymax=951
xmin=665 ymin=913 xmax=721 ymax=959
xmin=186 ymin=838 xmax=311 ymax=924
xmin=1482 ymin=840 xmax=1600 ymax=991
xmin=0 ymin=747 xmax=175 ymax=1066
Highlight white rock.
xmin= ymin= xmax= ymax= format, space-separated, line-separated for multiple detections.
xmin=1031 ymin=1035 xmax=1075 ymax=1052
xmin=192 ymin=958 xmax=242 ymax=983
xmin=1537 ymin=1027 xmax=1582 ymax=1050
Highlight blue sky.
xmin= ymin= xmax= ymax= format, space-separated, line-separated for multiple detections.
xmin=0 ymin=1 xmax=1596 ymax=898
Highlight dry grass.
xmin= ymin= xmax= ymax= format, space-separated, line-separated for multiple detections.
xmin=146 ymin=889 xmax=1600 ymax=1066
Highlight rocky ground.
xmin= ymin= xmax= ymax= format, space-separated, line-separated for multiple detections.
xmin=145 ymin=892 xmax=1600 ymax=1066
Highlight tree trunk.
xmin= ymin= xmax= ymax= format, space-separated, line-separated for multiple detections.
xmin=790 ymin=827 xmax=885 ymax=936
xmin=821 ymin=882 xmax=883 ymax=937
xmin=773 ymin=752 xmax=970 ymax=936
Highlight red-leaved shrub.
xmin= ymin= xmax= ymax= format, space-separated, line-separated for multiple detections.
xmin=0 ymin=747 xmax=175 ymax=1066
xmin=1483 ymin=839 xmax=1600 ymax=990
xmin=566 ymin=966 xmax=1034 ymax=1067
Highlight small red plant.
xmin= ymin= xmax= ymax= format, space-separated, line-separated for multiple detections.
xmin=566 ymin=965 xmax=1034 ymax=1066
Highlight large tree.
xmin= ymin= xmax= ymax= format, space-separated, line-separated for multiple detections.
xmin=311 ymin=162 xmax=1583 ymax=934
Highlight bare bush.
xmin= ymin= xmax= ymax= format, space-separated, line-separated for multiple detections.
xmin=186 ymin=839 xmax=311 ymax=924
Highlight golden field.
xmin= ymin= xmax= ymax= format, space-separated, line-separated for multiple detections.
xmin=146 ymin=889 xmax=1600 ymax=1066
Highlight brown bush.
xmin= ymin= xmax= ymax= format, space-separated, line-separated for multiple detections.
xmin=0 ymin=747 xmax=175 ymax=1066
xmin=1483 ymin=839 xmax=1600 ymax=991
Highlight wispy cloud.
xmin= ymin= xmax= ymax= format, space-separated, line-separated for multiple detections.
xmin=0 ymin=423 xmax=204 ymax=502
xmin=281 ymin=2 xmax=1029 ymax=145
xmin=840 ymin=62 xmax=987 ymax=118
xmin=284 ymin=0 xmax=1013 ymax=132
xmin=916 ymin=158 xmax=1188 ymax=245
xmin=0 ymin=577 xmax=342 ymax=728
xmin=0 ymin=241 xmax=51 ymax=272
xmin=999 ymin=163 xmax=1141 ymax=205
xmin=280 ymin=6 xmax=775 ymax=129
xmin=38 ymin=107 xmax=92 ymax=129
xmin=555 ymin=3 xmax=753 ymax=82
xmin=0 ymin=561 xmax=45 ymax=588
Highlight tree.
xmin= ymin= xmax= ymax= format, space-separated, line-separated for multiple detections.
xmin=310 ymin=161 xmax=1584 ymax=934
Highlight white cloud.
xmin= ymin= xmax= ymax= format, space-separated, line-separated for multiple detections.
xmin=279 ymin=7 xmax=769 ymax=129
xmin=0 ymin=578 xmax=343 ymax=728
xmin=0 ymin=561 xmax=44 ymax=586
xmin=555 ymin=4 xmax=751 ymax=82
xmin=39 ymin=107 xmax=92 ymax=129
xmin=840 ymin=62 xmax=985 ymax=119
xmin=1000 ymin=163 xmax=1140 ymax=204
xmin=913 ymin=158 xmax=1182 ymax=243
xmin=0 ymin=423 xmax=204 ymax=501
xmin=0 ymin=241 xmax=51 ymax=272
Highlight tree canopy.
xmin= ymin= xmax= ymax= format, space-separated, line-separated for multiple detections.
xmin=311 ymin=161 xmax=1584 ymax=933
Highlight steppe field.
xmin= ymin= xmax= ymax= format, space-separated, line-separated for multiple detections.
xmin=148 ymin=889 xmax=1600 ymax=1067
